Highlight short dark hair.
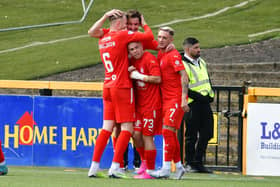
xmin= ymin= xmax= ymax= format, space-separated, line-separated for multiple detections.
xmin=126 ymin=9 xmax=142 ymax=23
xmin=182 ymin=37 xmax=199 ymax=47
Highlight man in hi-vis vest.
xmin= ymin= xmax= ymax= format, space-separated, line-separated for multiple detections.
xmin=181 ymin=37 xmax=214 ymax=173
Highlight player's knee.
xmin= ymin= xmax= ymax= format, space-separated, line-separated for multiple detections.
xmin=133 ymin=131 xmax=142 ymax=141
xmin=121 ymin=122 xmax=134 ymax=133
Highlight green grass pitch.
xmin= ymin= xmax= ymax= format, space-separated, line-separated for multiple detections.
xmin=1 ymin=166 xmax=280 ymax=187
xmin=0 ymin=0 xmax=279 ymax=80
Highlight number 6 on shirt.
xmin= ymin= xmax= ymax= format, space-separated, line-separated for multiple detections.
xmin=102 ymin=52 xmax=114 ymax=73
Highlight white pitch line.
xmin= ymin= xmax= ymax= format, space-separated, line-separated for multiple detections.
xmin=151 ymin=0 xmax=256 ymax=28
xmin=248 ymin=28 xmax=280 ymax=37
xmin=0 ymin=35 xmax=88 ymax=54
xmin=0 ymin=0 xmax=256 ymax=55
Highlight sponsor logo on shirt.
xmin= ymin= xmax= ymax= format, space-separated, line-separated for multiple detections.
xmin=128 ymin=31 xmax=134 ymax=35
xmin=99 ymin=41 xmax=116 ymax=49
xmin=101 ymin=36 xmax=111 ymax=42
xmin=105 ymin=74 xmax=117 ymax=81
xmin=175 ymin=60 xmax=180 ymax=65
xmin=112 ymin=74 xmax=116 ymax=80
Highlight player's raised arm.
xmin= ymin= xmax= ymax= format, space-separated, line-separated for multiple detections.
xmin=140 ymin=15 xmax=154 ymax=40
xmin=130 ymin=70 xmax=161 ymax=84
xmin=127 ymin=15 xmax=154 ymax=42
xmin=88 ymin=9 xmax=123 ymax=38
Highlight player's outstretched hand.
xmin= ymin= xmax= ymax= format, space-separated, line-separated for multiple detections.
xmin=166 ymin=43 xmax=175 ymax=52
xmin=140 ymin=15 xmax=147 ymax=26
xmin=181 ymin=100 xmax=190 ymax=113
xmin=130 ymin=70 xmax=147 ymax=81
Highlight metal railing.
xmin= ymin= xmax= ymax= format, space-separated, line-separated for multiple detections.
xmin=178 ymin=85 xmax=245 ymax=171
xmin=212 ymin=86 xmax=244 ymax=171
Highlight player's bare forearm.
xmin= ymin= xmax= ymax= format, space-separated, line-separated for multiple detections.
xmin=88 ymin=15 xmax=106 ymax=38
xmin=179 ymin=70 xmax=189 ymax=96
xmin=88 ymin=9 xmax=123 ymax=38
xmin=130 ymin=70 xmax=161 ymax=83
xmin=179 ymin=70 xmax=190 ymax=112
xmin=144 ymin=75 xmax=161 ymax=84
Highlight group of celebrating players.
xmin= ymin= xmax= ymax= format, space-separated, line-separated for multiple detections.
xmin=87 ymin=9 xmax=190 ymax=180
xmin=0 ymin=7 xmax=215 ymax=179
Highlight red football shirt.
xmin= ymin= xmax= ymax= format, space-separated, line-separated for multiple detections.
xmin=142 ymin=40 xmax=158 ymax=50
xmin=157 ymin=49 xmax=185 ymax=104
xmin=131 ymin=51 xmax=161 ymax=112
xmin=98 ymin=25 xmax=153 ymax=88
xmin=102 ymin=28 xmax=158 ymax=51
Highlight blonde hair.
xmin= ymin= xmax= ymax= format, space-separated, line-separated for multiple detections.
xmin=159 ymin=26 xmax=175 ymax=36
xmin=108 ymin=11 xmax=125 ymax=22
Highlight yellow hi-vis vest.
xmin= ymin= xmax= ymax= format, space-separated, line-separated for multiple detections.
xmin=183 ymin=58 xmax=214 ymax=104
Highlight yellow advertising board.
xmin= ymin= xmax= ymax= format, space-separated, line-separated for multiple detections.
xmin=208 ymin=112 xmax=220 ymax=145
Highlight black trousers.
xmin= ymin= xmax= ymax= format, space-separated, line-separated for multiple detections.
xmin=181 ymin=102 xmax=214 ymax=166
xmin=123 ymin=146 xmax=141 ymax=168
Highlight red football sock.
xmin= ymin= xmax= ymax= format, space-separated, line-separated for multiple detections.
xmin=112 ymin=134 xmax=125 ymax=167
xmin=136 ymin=147 xmax=145 ymax=161
xmin=92 ymin=129 xmax=112 ymax=162
xmin=0 ymin=140 xmax=5 ymax=163
xmin=145 ymin=150 xmax=156 ymax=170
xmin=120 ymin=159 xmax=124 ymax=168
xmin=162 ymin=128 xmax=176 ymax=162
xmin=112 ymin=131 xmax=132 ymax=164
xmin=173 ymin=135 xmax=182 ymax=163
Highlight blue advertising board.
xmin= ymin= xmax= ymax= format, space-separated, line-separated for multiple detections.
xmin=0 ymin=95 xmax=34 ymax=166
xmin=0 ymin=95 xmax=163 ymax=169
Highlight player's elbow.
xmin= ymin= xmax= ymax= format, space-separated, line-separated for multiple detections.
xmin=88 ymin=30 xmax=95 ymax=37
xmin=88 ymin=30 xmax=102 ymax=38
xmin=143 ymin=32 xmax=154 ymax=41
xmin=147 ymin=34 xmax=154 ymax=41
